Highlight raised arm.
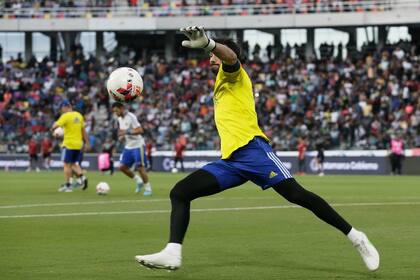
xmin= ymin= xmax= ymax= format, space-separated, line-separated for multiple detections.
xmin=212 ymin=42 xmax=237 ymax=66
xmin=180 ymin=26 xmax=237 ymax=65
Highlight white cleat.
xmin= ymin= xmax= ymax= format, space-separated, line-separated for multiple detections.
xmin=143 ymin=190 xmax=152 ymax=196
xmin=135 ymin=251 xmax=181 ymax=271
xmin=353 ymin=232 xmax=380 ymax=271
xmin=135 ymin=183 xmax=143 ymax=194
xmin=58 ymin=185 xmax=73 ymax=192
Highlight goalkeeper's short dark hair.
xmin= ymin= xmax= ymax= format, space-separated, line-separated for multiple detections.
xmin=214 ymin=38 xmax=245 ymax=63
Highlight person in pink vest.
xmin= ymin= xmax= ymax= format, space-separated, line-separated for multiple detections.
xmin=98 ymin=138 xmax=115 ymax=175
xmin=389 ymin=134 xmax=405 ymax=175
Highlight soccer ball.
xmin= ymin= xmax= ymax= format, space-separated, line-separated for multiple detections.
xmin=107 ymin=67 xmax=143 ymax=103
xmin=171 ymin=167 xmax=178 ymax=173
xmin=53 ymin=127 xmax=64 ymax=138
xmin=96 ymin=182 xmax=110 ymax=195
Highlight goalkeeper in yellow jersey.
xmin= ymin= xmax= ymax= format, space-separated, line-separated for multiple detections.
xmin=135 ymin=26 xmax=379 ymax=272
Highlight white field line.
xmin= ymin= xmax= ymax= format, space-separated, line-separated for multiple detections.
xmin=0 ymin=197 xmax=273 ymax=209
xmin=0 ymin=201 xmax=420 ymax=219
xmin=1 ymin=195 xmax=419 ymax=209
xmin=0 ymin=198 xmax=169 ymax=208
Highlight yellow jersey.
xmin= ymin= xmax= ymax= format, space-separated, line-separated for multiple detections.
xmin=56 ymin=111 xmax=85 ymax=150
xmin=214 ymin=64 xmax=269 ymax=159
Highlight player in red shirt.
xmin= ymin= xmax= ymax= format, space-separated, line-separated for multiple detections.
xmin=297 ymin=137 xmax=307 ymax=176
xmin=41 ymin=136 xmax=53 ymax=170
xmin=27 ymin=138 xmax=40 ymax=172
xmin=173 ymin=139 xmax=186 ymax=172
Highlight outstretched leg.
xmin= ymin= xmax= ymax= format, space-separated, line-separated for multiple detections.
xmin=273 ymin=178 xmax=351 ymax=234
xmin=135 ymin=169 xmax=221 ymax=270
xmin=273 ymin=178 xmax=379 ymax=271
xmin=169 ymin=169 xmax=221 ymax=243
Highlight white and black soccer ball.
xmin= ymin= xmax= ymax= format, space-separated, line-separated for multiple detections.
xmin=107 ymin=67 xmax=143 ymax=103
xmin=96 ymin=182 xmax=110 ymax=195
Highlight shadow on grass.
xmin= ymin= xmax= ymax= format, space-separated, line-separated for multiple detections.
xmin=128 ymin=257 xmax=385 ymax=280
xmin=277 ymin=259 xmax=382 ymax=279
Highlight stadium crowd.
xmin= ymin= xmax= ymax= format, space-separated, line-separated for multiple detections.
xmin=0 ymin=39 xmax=419 ymax=154
xmin=1 ymin=0 xmax=394 ymax=15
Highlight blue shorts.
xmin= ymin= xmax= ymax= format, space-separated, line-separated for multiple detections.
xmin=62 ymin=148 xmax=82 ymax=164
xmin=202 ymin=137 xmax=293 ymax=190
xmin=77 ymin=151 xmax=84 ymax=165
xmin=120 ymin=146 xmax=147 ymax=168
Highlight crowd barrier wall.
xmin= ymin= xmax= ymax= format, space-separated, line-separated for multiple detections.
xmin=1 ymin=150 xmax=419 ymax=175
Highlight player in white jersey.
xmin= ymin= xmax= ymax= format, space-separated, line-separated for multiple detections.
xmin=112 ymin=102 xmax=152 ymax=196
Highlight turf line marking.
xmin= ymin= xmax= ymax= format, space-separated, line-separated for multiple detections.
xmin=0 ymin=197 xmax=273 ymax=209
xmin=1 ymin=201 xmax=420 ymax=219
xmin=0 ymin=199 xmax=169 ymax=208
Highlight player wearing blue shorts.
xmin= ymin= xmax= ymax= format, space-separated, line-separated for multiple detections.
xmin=135 ymin=26 xmax=379 ymax=272
xmin=112 ymin=102 xmax=152 ymax=196
xmin=69 ymin=147 xmax=85 ymax=188
xmin=52 ymin=100 xmax=90 ymax=192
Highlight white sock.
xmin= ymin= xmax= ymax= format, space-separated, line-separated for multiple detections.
xmin=163 ymin=243 xmax=182 ymax=257
xmin=347 ymin=227 xmax=362 ymax=244
xmin=133 ymin=175 xmax=143 ymax=184
xmin=75 ymin=175 xmax=85 ymax=184
xmin=144 ymin=182 xmax=152 ymax=191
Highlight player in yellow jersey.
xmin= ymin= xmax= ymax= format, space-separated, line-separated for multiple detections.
xmin=51 ymin=100 xmax=90 ymax=192
xmin=135 ymin=26 xmax=379 ymax=272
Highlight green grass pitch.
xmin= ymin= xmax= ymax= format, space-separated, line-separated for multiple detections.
xmin=1 ymin=171 xmax=419 ymax=280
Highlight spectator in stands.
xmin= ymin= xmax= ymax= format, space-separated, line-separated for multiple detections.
xmin=128 ymin=0 xmax=138 ymax=6
xmin=0 ymin=0 xmax=404 ymax=18
xmin=0 ymin=38 xmax=419 ymax=156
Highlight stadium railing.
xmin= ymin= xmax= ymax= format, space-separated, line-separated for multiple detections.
xmin=1 ymin=0 xmax=419 ymax=19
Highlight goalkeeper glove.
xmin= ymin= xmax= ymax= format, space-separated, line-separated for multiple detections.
xmin=180 ymin=26 xmax=216 ymax=52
